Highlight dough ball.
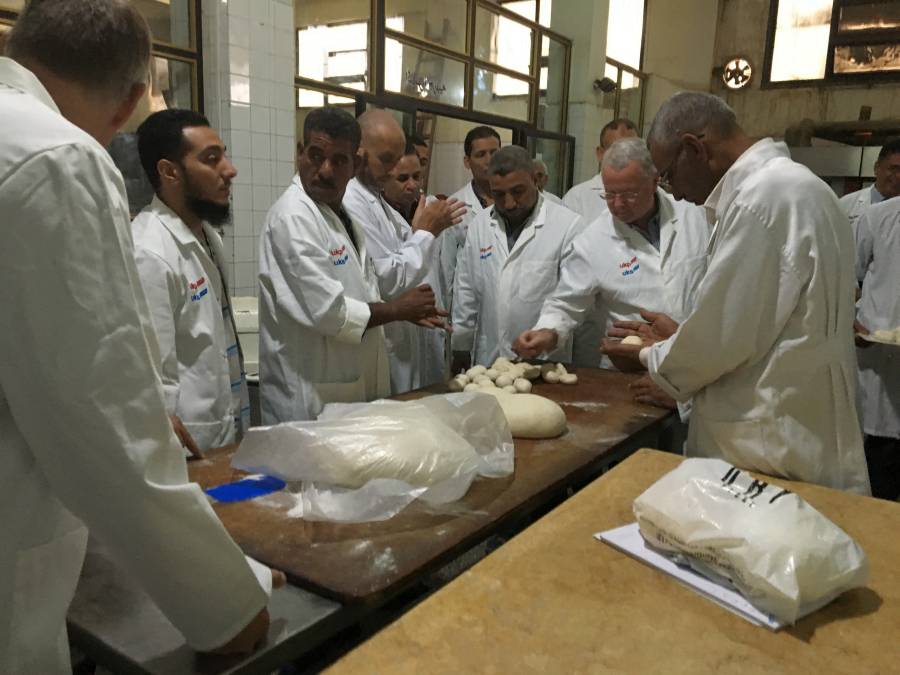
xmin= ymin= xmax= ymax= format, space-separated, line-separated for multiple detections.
xmin=466 ymin=365 xmax=487 ymax=378
xmin=473 ymin=374 xmax=492 ymax=384
xmin=485 ymin=368 xmax=499 ymax=381
xmin=447 ymin=377 xmax=465 ymax=392
xmin=463 ymin=382 xmax=481 ymax=392
xmin=540 ymin=362 xmax=556 ymax=378
xmin=514 ymin=378 xmax=532 ymax=393
xmin=560 ymin=373 xmax=578 ymax=385
xmin=544 ymin=370 xmax=561 ymax=384
xmin=495 ymin=374 xmax=514 ymax=388
xmin=502 ymin=385 xmax=517 ymax=394
xmin=555 ymin=363 xmax=568 ymax=375
xmin=478 ymin=381 xmax=497 ymax=389
xmin=493 ymin=357 xmax=512 ymax=368
xmin=622 ymin=335 xmax=643 ymax=346
xmin=477 ymin=390 xmax=567 ymax=438
xmin=873 ymin=330 xmax=894 ymax=342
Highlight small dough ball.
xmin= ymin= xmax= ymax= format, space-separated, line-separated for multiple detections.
xmin=493 ymin=357 xmax=512 ymax=368
xmin=514 ymin=378 xmax=532 ymax=393
xmin=474 ymin=375 xmax=492 ymax=385
xmin=560 ymin=373 xmax=578 ymax=385
xmin=466 ymin=365 xmax=487 ymax=378
xmin=555 ymin=363 xmax=568 ymax=375
xmin=544 ymin=370 xmax=561 ymax=384
xmin=485 ymin=368 xmax=499 ymax=381
xmin=493 ymin=361 xmax=511 ymax=373
xmin=495 ymin=374 xmax=514 ymax=388
xmin=622 ymin=335 xmax=643 ymax=346
xmin=540 ymin=362 xmax=556 ymax=378
xmin=478 ymin=381 xmax=497 ymax=389
xmin=464 ymin=382 xmax=481 ymax=392
xmin=502 ymin=385 xmax=517 ymax=394
xmin=447 ymin=377 xmax=466 ymax=392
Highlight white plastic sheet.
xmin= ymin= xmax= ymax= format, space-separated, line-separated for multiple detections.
xmin=633 ymin=458 xmax=869 ymax=624
xmin=232 ymin=393 xmax=514 ymax=522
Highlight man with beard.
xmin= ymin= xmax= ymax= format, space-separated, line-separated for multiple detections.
xmin=132 ymin=109 xmax=248 ymax=454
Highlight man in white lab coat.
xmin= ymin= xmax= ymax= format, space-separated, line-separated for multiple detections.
xmin=132 ymin=109 xmax=249 ymax=454
xmin=514 ymin=138 xmax=710 ymax=386
xmin=343 ymin=110 xmax=464 ymax=394
xmin=854 ymin=197 xmax=900 ymax=499
xmin=440 ymin=126 xmax=502 ymax=309
xmin=604 ymin=91 xmax=869 ymax=494
xmin=839 ymin=137 xmax=900 ymax=230
xmin=0 ymin=2 xmax=274 ymax=671
xmin=259 ymin=107 xmax=445 ymax=422
xmin=452 ymin=146 xmax=584 ymax=370
xmin=532 ymin=159 xmax=563 ymax=204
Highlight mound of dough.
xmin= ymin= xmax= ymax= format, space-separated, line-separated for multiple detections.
xmin=622 ymin=335 xmax=643 ymax=346
xmin=476 ymin=390 xmax=567 ymax=439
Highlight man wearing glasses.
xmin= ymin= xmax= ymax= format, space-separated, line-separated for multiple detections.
xmin=514 ymin=137 xmax=710 ymax=384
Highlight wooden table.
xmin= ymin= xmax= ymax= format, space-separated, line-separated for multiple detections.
xmin=326 ymin=449 xmax=900 ymax=674
xmin=189 ymin=368 xmax=673 ymax=605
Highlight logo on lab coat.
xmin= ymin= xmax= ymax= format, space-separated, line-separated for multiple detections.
xmin=331 ymin=245 xmax=349 ymax=266
xmin=189 ymin=276 xmax=208 ymax=301
xmin=619 ymin=255 xmax=640 ymax=276
xmin=479 ymin=245 xmax=493 ymax=260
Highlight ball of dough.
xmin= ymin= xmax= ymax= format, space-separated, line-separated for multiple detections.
xmin=495 ymin=374 xmax=514 ymax=388
xmin=474 ymin=375 xmax=493 ymax=386
xmin=493 ymin=357 xmax=512 ymax=368
xmin=622 ymin=335 xmax=643 ymax=346
xmin=555 ymin=363 xmax=568 ymax=375
xmin=514 ymin=378 xmax=532 ymax=393
xmin=447 ymin=377 xmax=465 ymax=392
xmin=502 ymin=385 xmax=517 ymax=394
xmin=544 ymin=370 xmax=561 ymax=384
xmin=478 ymin=381 xmax=497 ymax=389
xmin=540 ymin=362 xmax=556 ymax=378
xmin=477 ymin=390 xmax=567 ymax=438
xmin=466 ymin=365 xmax=487 ymax=378
xmin=560 ymin=373 xmax=578 ymax=385
xmin=485 ymin=368 xmax=499 ymax=381
xmin=464 ymin=382 xmax=481 ymax=392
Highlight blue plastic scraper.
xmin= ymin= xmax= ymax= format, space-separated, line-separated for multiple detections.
xmin=205 ymin=475 xmax=287 ymax=503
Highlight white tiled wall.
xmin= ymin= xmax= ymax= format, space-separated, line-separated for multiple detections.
xmin=201 ymin=0 xmax=296 ymax=298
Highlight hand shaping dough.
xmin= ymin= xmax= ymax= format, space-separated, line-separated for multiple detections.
xmin=477 ymin=390 xmax=567 ymax=438
xmin=622 ymin=335 xmax=643 ymax=346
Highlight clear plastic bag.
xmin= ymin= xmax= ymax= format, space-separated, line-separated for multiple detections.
xmin=232 ymin=393 xmax=514 ymax=522
xmin=633 ymin=458 xmax=869 ymax=624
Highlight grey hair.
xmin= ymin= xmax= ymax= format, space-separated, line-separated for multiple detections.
xmin=533 ymin=159 xmax=548 ymax=173
xmin=647 ymin=91 xmax=739 ymax=151
xmin=488 ymin=145 xmax=534 ymax=177
xmin=7 ymin=0 xmax=151 ymax=100
xmin=601 ymin=137 xmax=657 ymax=179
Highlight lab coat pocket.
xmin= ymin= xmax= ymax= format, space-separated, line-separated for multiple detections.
xmin=702 ymin=417 xmax=779 ymax=478
xmin=315 ymin=377 xmax=367 ymax=405
xmin=517 ymin=261 xmax=557 ymax=304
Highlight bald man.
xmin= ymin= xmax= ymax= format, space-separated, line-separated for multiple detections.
xmin=343 ymin=110 xmax=465 ymax=394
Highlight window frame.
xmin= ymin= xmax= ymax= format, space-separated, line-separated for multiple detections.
xmin=763 ymin=0 xmax=900 ymax=88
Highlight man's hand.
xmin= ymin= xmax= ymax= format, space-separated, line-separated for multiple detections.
xmin=411 ymin=196 xmax=466 ymax=237
xmin=415 ymin=309 xmax=451 ymax=331
xmin=609 ymin=309 xmax=679 ymax=345
xmin=630 ymin=375 xmax=677 ymax=409
xmin=271 ymin=568 xmax=287 ymax=589
xmin=389 ymin=284 xmax=439 ymax=323
xmin=854 ymin=319 xmax=873 ymax=348
xmin=205 ymin=608 xmax=270 ymax=656
xmin=600 ymin=338 xmax=645 ymax=372
xmin=451 ymin=350 xmax=471 ymax=376
xmin=513 ymin=329 xmax=558 ymax=359
xmin=170 ymin=415 xmax=203 ymax=459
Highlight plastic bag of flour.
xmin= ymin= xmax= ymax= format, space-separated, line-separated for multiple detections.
xmin=232 ymin=393 xmax=514 ymax=522
xmin=633 ymin=458 xmax=869 ymax=624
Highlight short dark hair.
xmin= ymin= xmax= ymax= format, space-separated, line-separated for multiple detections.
xmin=878 ymin=137 xmax=900 ymax=162
xmin=409 ymin=132 xmax=428 ymax=148
xmin=7 ymin=0 xmax=151 ymax=99
xmin=464 ymin=126 xmax=501 ymax=157
xmin=302 ymin=107 xmax=361 ymax=152
xmin=600 ymin=118 xmax=638 ymax=148
xmin=137 ymin=109 xmax=210 ymax=191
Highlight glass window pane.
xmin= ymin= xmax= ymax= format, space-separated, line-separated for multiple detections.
xmin=529 ymin=136 xmax=569 ymax=197
xmin=121 ymin=56 xmax=194 ymax=132
xmin=618 ymin=76 xmax=644 ymax=132
xmin=834 ymin=44 xmax=900 ymax=73
xmin=839 ymin=2 xmax=900 ymax=31
xmin=474 ymin=67 xmax=531 ymax=121
xmin=133 ymin=0 xmax=192 ymax=49
xmin=606 ymin=0 xmax=644 ymax=70
xmin=488 ymin=0 xmax=536 ymax=22
xmin=427 ymin=114 xmax=514 ymax=197
xmin=539 ymin=0 xmax=552 ymax=27
xmin=538 ymin=35 xmax=566 ymax=132
xmin=295 ymin=0 xmax=371 ymax=91
xmin=385 ymin=38 xmax=466 ymax=108
xmin=475 ymin=6 xmax=534 ymax=76
xmin=769 ymin=0 xmax=833 ymax=81
xmin=385 ymin=0 xmax=468 ymax=54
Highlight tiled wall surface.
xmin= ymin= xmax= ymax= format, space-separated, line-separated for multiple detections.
xmin=202 ymin=0 xmax=296 ymax=298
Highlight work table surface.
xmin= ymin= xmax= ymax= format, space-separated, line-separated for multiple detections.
xmin=189 ymin=368 xmax=673 ymax=604
xmin=327 ymin=449 xmax=900 ymax=674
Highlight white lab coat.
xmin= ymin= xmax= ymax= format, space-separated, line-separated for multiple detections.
xmin=132 ymin=197 xmax=240 ymax=450
xmin=645 ymin=139 xmax=870 ymax=494
xmin=541 ymin=190 xmax=563 ymax=205
xmin=534 ymin=190 xmax=711 ymax=368
xmin=855 ymin=198 xmax=900 ymax=439
xmin=452 ymin=196 xmax=584 ymax=365
xmin=440 ymin=181 xmax=488 ymax=310
xmin=839 ymin=186 xmax=880 ymax=231
xmin=343 ymin=177 xmax=438 ymax=394
xmin=562 ymin=173 xmax=609 ymax=224
xmin=259 ymin=176 xmax=390 ymax=422
xmin=0 ymin=58 xmax=268 ymax=674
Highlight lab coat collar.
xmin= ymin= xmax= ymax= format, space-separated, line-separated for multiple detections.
xmin=608 ymin=189 xmax=676 ymax=257
xmin=588 ymin=174 xmax=604 ymax=192
xmin=147 ymin=195 xmax=219 ymax=252
xmin=349 ymin=176 xmax=380 ymax=204
xmin=491 ymin=193 xmax=545 ymax=258
xmin=0 ymin=57 xmax=59 ymax=115
xmin=294 ymin=175 xmax=368 ymax=267
xmin=703 ymin=138 xmax=787 ymax=225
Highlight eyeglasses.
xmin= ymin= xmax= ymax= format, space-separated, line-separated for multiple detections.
xmin=599 ymin=190 xmax=641 ymax=204
xmin=658 ymin=133 xmax=704 ymax=191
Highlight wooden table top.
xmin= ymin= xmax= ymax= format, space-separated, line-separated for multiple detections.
xmin=326 ymin=449 xmax=900 ymax=674
xmin=189 ymin=368 xmax=672 ymax=605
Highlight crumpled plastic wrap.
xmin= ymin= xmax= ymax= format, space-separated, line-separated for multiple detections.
xmin=232 ymin=393 xmax=514 ymax=522
xmin=633 ymin=458 xmax=869 ymax=624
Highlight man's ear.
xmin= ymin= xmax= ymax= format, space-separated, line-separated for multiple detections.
xmin=157 ymin=158 xmax=180 ymax=187
xmin=111 ymin=82 xmax=147 ymax=132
